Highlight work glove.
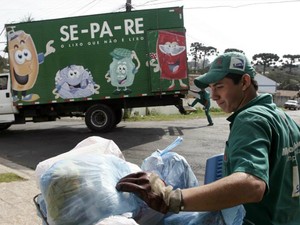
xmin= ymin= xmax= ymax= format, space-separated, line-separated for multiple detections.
xmin=116 ymin=172 xmax=182 ymax=214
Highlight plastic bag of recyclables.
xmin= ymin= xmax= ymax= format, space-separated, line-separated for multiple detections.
xmin=35 ymin=136 xmax=245 ymax=225
xmin=35 ymin=136 xmax=142 ymax=225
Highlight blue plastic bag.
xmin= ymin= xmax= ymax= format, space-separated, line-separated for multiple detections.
xmin=161 ymin=211 xmax=225 ymax=225
xmin=140 ymin=137 xmax=245 ymax=225
xmin=141 ymin=137 xmax=199 ymax=189
xmin=159 ymin=206 xmax=246 ymax=225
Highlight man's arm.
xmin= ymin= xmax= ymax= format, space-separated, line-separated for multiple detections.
xmin=182 ymin=172 xmax=266 ymax=211
xmin=116 ymin=171 xmax=266 ymax=213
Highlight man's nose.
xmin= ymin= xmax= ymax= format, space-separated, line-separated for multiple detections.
xmin=210 ymin=89 xmax=218 ymax=101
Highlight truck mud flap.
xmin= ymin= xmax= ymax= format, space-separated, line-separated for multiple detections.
xmin=0 ymin=123 xmax=12 ymax=131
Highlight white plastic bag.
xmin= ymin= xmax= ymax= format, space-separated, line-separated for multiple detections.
xmin=35 ymin=136 xmax=140 ymax=187
xmin=36 ymin=136 xmax=142 ymax=225
xmin=95 ymin=213 xmax=139 ymax=225
xmin=40 ymin=154 xmax=142 ymax=225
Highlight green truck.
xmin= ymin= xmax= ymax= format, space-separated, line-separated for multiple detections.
xmin=0 ymin=6 xmax=189 ymax=132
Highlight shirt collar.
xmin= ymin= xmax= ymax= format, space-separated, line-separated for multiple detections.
xmin=227 ymin=93 xmax=274 ymax=122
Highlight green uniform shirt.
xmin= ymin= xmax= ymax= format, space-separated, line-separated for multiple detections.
xmin=224 ymin=94 xmax=300 ymax=225
xmin=199 ymin=89 xmax=210 ymax=107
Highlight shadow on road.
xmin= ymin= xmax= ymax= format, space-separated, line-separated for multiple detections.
xmin=0 ymin=117 xmax=215 ymax=175
xmin=0 ymin=124 xmax=167 ymax=169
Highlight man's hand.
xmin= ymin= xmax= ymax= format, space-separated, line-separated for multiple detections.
xmin=116 ymin=172 xmax=182 ymax=214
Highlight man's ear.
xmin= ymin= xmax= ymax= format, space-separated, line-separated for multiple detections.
xmin=241 ymin=74 xmax=251 ymax=91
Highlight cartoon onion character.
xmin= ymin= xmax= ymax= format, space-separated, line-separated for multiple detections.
xmin=105 ymin=48 xmax=140 ymax=95
xmin=7 ymin=27 xmax=55 ymax=102
xmin=157 ymin=31 xmax=188 ymax=90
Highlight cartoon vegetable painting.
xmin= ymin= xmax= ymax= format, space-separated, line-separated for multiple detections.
xmin=105 ymin=48 xmax=140 ymax=95
xmin=53 ymin=65 xmax=100 ymax=99
xmin=7 ymin=27 xmax=55 ymax=102
xmin=148 ymin=30 xmax=188 ymax=91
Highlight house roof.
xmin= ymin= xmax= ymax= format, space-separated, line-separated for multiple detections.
xmin=255 ymin=73 xmax=277 ymax=94
xmin=255 ymin=74 xmax=277 ymax=85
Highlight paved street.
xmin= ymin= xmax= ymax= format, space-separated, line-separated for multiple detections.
xmin=0 ymin=116 xmax=229 ymax=182
xmin=1 ymin=110 xmax=300 ymax=182
xmin=0 ymin=115 xmax=230 ymax=224
xmin=1 ymin=110 xmax=300 ymax=224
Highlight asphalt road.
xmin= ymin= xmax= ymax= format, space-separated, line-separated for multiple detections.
xmin=1 ymin=110 xmax=300 ymax=183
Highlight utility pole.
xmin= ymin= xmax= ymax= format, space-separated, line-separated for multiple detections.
xmin=126 ymin=0 xmax=132 ymax=12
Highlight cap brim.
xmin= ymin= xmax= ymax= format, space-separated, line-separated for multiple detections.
xmin=194 ymin=70 xmax=227 ymax=89
xmin=194 ymin=78 xmax=208 ymax=89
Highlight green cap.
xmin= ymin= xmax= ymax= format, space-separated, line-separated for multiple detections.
xmin=194 ymin=52 xmax=256 ymax=88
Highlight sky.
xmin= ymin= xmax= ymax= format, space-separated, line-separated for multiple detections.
xmin=1 ymin=0 xmax=300 ymax=61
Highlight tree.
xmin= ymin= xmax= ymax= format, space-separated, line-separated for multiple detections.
xmin=189 ymin=42 xmax=218 ymax=72
xmin=252 ymin=53 xmax=279 ymax=75
xmin=20 ymin=14 xmax=35 ymax=22
xmin=224 ymin=48 xmax=244 ymax=54
xmin=278 ymin=78 xmax=300 ymax=91
xmin=0 ymin=55 xmax=8 ymax=73
xmin=189 ymin=42 xmax=201 ymax=72
xmin=280 ymin=54 xmax=300 ymax=74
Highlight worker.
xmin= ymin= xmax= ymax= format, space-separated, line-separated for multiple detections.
xmin=189 ymin=87 xmax=213 ymax=126
xmin=116 ymin=51 xmax=300 ymax=225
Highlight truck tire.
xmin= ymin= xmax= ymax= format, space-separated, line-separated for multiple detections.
xmin=0 ymin=123 xmax=11 ymax=131
xmin=85 ymin=104 xmax=116 ymax=132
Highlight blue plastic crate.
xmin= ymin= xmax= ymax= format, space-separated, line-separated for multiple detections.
xmin=204 ymin=153 xmax=224 ymax=184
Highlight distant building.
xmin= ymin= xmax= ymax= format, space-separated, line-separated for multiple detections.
xmin=255 ymin=73 xmax=277 ymax=94
xmin=189 ymin=73 xmax=278 ymax=95
xmin=274 ymin=90 xmax=299 ymax=107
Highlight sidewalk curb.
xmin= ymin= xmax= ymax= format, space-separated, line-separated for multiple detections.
xmin=0 ymin=157 xmax=42 ymax=225
xmin=0 ymin=157 xmax=36 ymax=180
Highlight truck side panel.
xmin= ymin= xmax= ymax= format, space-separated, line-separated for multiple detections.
xmin=6 ymin=7 xmax=188 ymax=107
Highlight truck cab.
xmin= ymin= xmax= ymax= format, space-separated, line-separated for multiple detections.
xmin=0 ymin=73 xmax=17 ymax=130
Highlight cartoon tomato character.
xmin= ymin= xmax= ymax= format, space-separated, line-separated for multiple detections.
xmin=7 ymin=28 xmax=55 ymax=102
xmin=157 ymin=31 xmax=188 ymax=90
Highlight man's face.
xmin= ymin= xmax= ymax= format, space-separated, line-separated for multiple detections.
xmin=209 ymin=77 xmax=245 ymax=113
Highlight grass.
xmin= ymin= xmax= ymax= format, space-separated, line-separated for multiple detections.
xmin=0 ymin=173 xmax=27 ymax=183
xmin=125 ymin=107 xmax=230 ymax=122
xmin=124 ymin=106 xmax=290 ymax=122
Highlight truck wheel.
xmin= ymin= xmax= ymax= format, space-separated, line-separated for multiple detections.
xmin=85 ymin=104 xmax=116 ymax=132
xmin=0 ymin=123 xmax=11 ymax=131
xmin=114 ymin=109 xmax=123 ymax=126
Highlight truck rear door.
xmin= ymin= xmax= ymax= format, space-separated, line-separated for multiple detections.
xmin=0 ymin=73 xmax=16 ymax=123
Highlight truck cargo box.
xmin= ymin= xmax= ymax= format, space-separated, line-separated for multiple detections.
xmin=1 ymin=6 xmax=189 ymax=132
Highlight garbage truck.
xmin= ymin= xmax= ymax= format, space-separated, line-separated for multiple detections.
xmin=0 ymin=6 xmax=189 ymax=132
